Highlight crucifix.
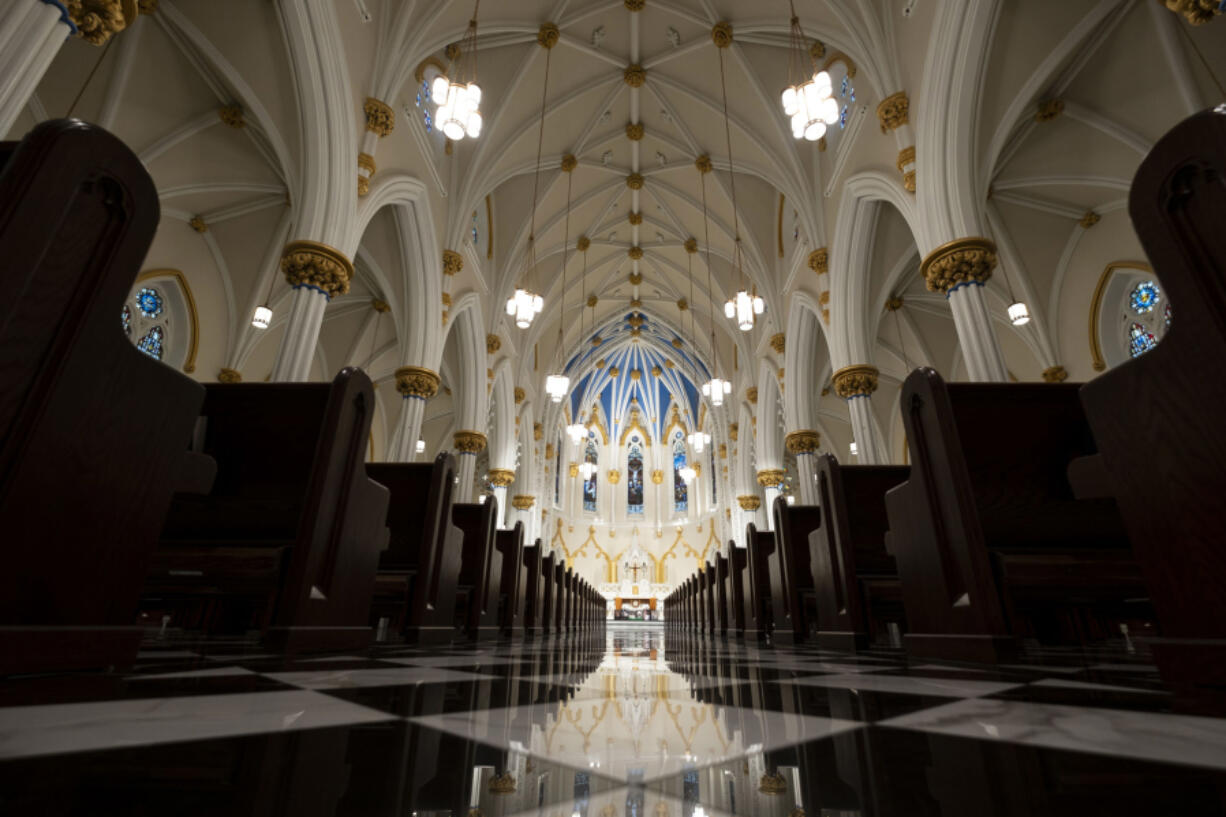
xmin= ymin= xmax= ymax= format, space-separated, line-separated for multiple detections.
xmin=627 ymin=562 xmax=645 ymax=582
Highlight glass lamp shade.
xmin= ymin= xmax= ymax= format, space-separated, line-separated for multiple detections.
xmin=251 ymin=305 xmax=272 ymax=329
xmin=702 ymin=377 xmax=732 ymax=406
xmin=687 ymin=431 xmax=711 ymax=453
xmin=506 ymin=288 xmax=544 ymax=328
xmin=729 ymin=290 xmax=756 ymax=331
xmin=415 ymin=439 xmax=426 ymax=454
xmin=544 ymin=373 xmax=570 ymax=403
xmin=578 ymin=461 xmax=598 ymax=479
xmin=1008 ymin=301 xmax=1031 ymax=326
xmin=679 ymin=465 xmax=697 ymax=483
xmin=849 ymin=441 xmax=858 ymax=457
xmin=436 ymin=81 xmax=484 ymax=141
xmin=784 ymin=71 xmax=839 ymax=142
xmin=786 ymin=495 xmax=796 ymax=505
xmin=431 ymin=75 xmax=450 ymax=105
xmin=566 ymin=422 xmax=587 ymax=444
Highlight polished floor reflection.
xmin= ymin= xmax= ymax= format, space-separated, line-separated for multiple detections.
xmin=1 ymin=625 xmax=1225 ymax=815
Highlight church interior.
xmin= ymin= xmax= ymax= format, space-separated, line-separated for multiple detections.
xmin=2 ymin=0 xmax=1226 ymax=813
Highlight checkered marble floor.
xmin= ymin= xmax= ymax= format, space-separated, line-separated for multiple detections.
xmin=1 ymin=625 xmax=1224 ymax=815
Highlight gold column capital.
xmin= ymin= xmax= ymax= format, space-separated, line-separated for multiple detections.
xmin=363 ymin=97 xmax=395 ymax=136
xmin=920 ymin=236 xmax=997 ymax=294
xmin=876 ymin=91 xmax=909 ymax=133
xmin=217 ymin=367 xmax=242 ymax=383
xmin=488 ymin=468 xmax=516 ymax=487
xmin=1042 ymin=365 xmax=1069 ymax=383
xmin=746 ymin=387 xmax=758 ymax=404
xmin=785 ymin=430 xmax=821 ymax=454
xmin=453 ymin=430 xmax=488 ymax=454
xmin=442 ymin=249 xmax=464 ymax=276
xmin=737 ymin=495 xmax=761 ymax=511
xmin=69 ymin=0 xmax=136 ymax=45
xmin=1162 ymin=0 xmax=1221 ymax=24
xmin=808 ymin=247 xmax=829 ymax=275
xmin=756 ymin=469 xmax=785 ymax=488
xmin=511 ymin=495 xmax=536 ymax=510
xmin=769 ymin=333 xmax=785 ymax=354
xmin=832 ymin=364 xmax=879 ymax=398
xmin=395 ymin=366 xmax=440 ymax=399
xmin=486 ymin=333 xmax=501 ymax=354
xmin=280 ymin=240 xmax=354 ymax=298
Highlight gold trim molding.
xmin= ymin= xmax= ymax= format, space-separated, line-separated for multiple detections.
xmin=511 ymin=495 xmax=536 ymax=510
xmin=136 ymin=268 xmax=199 ymax=373
xmin=1089 ymin=260 xmax=1151 ymax=371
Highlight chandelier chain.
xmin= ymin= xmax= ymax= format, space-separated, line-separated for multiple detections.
xmin=717 ymin=47 xmax=745 ymax=293
xmin=528 ymin=47 xmax=553 ymax=284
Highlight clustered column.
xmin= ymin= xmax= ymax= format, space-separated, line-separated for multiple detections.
xmin=511 ymin=494 xmax=535 ymax=540
xmin=833 ymin=365 xmax=886 ymax=465
xmin=389 ymin=366 xmax=439 ymax=462
xmin=452 ymin=430 xmax=486 ymax=504
xmin=735 ymin=495 xmax=761 ymax=543
xmin=270 ymin=241 xmax=354 ymax=382
xmin=921 ymin=238 xmax=1008 ymax=382
xmin=785 ymin=430 xmax=822 ymax=505
xmin=756 ymin=469 xmax=785 ymax=530
xmin=488 ymin=469 xmax=514 ymax=529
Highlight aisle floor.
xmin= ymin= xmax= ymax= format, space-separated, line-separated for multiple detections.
xmin=1 ymin=625 xmax=1223 ymax=815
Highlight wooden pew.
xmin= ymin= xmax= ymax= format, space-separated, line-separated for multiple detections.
xmin=452 ymin=497 xmax=497 ymax=641
xmin=147 ymin=368 xmax=386 ymax=652
xmin=810 ymin=454 xmax=910 ymax=651
xmin=493 ymin=522 xmax=525 ymax=637
xmin=745 ymin=523 xmax=788 ymax=642
xmin=553 ymin=562 xmax=566 ymax=633
xmin=727 ymin=544 xmax=750 ymax=637
xmin=1075 ymin=109 xmax=1226 ymax=708
xmin=886 ymin=367 xmax=1147 ymax=663
xmin=704 ymin=561 xmax=718 ymax=635
xmin=714 ymin=551 xmax=731 ymax=636
xmin=366 ymin=453 xmax=463 ymax=644
xmin=0 ymin=120 xmax=208 ymax=674
xmin=772 ymin=497 xmax=823 ymax=643
xmin=521 ymin=538 xmax=544 ymax=636
xmin=540 ymin=552 xmax=556 ymax=633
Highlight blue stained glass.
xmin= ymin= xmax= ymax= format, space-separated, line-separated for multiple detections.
xmin=121 ymin=304 xmax=131 ymax=336
xmin=840 ymin=105 xmax=849 ymax=129
xmin=1129 ymin=322 xmax=1157 ymax=358
xmin=840 ymin=75 xmax=849 ymax=97
xmin=423 ymin=109 xmax=432 ymax=133
xmin=627 ymin=437 xmax=644 ymax=512
xmin=672 ymin=434 xmax=688 ymax=513
xmin=1165 ymin=302 xmax=1172 ymax=328
xmin=136 ymin=287 xmax=163 ymax=318
xmin=583 ymin=437 xmax=598 ymax=512
xmin=136 ymin=325 xmax=164 ymax=360
xmin=471 ymin=210 xmax=479 ymax=244
xmin=1129 ymin=281 xmax=1160 ymax=314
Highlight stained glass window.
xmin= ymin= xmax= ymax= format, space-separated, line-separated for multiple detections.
xmin=423 ymin=108 xmax=432 ymax=133
xmin=1130 ymin=281 xmax=1160 ymax=314
xmin=136 ymin=325 xmax=164 ymax=360
xmin=672 ymin=432 xmax=688 ymax=513
xmin=1165 ymin=302 xmax=1172 ymax=328
xmin=838 ymin=72 xmax=855 ymax=130
xmin=627 ymin=436 xmax=644 ymax=513
xmin=710 ymin=447 xmax=717 ymax=505
xmin=121 ymin=304 xmax=131 ymax=336
xmin=583 ymin=435 xmax=598 ymax=513
xmin=1128 ymin=322 xmax=1157 ymax=359
xmin=471 ymin=209 xmax=479 ymax=245
xmin=554 ymin=437 xmax=561 ymax=506
xmin=136 ymin=287 xmax=163 ymax=318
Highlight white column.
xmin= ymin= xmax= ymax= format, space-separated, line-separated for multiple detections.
xmin=389 ymin=367 xmax=436 ymax=461
xmin=0 ymin=1 xmax=72 ymax=136
xmin=846 ymin=396 xmax=886 ymax=465
xmin=492 ymin=486 xmax=508 ymax=528
xmin=763 ymin=486 xmax=781 ymax=528
xmin=947 ymin=282 xmax=1008 ymax=382
xmin=785 ymin=431 xmax=821 ymax=505
xmin=452 ymin=431 xmax=486 ymax=504
xmin=271 ymin=242 xmax=353 ymax=382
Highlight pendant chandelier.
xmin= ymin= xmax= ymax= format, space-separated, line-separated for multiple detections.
xmin=781 ymin=2 xmax=839 ymax=141
xmin=697 ymin=157 xmax=732 ymax=405
xmin=714 ymin=32 xmax=764 ymax=331
xmin=998 ymin=260 xmax=1031 ymax=326
xmin=431 ymin=1 xmax=484 ymax=141
xmin=507 ymin=30 xmax=554 ymax=330
xmin=679 ymin=463 xmax=697 ymax=484
xmin=566 ymin=419 xmax=587 ymax=444
xmin=546 ymin=151 xmax=577 ymax=404
xmin=578 ymin=460 xmax=598 ymax=479
xmin=687 ymin=430 xmax=711 ymax=453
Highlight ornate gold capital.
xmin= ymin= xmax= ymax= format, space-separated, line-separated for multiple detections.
xmin=757 ymin=469 xmax=785 ymax=488
xmin=364 ymin=97 xmax=395 ymax=136
xmin=607 ymin=469 xmax=621 ymax=484
xmin=545 ymin=442 xmax=555 ymax=459
xmin=1042 ymin=365 xmax=1069 ymax=383
xmin=737 ymin=495 xmax=761 ymax=511
xmin=453 ymin=430 xmax=488 ymax=454
xmin=395 ymin=365 xmax=440 ymax=399
xmin=280 ymin=240 xmax=354 ymax=298
xmin=808 ymin=247 xmax=829 ymax=275
xmin=626 ymin=122 xmax=645 ymax=141
xmin=1163 ymin=0 xmax=1221 ymax=24
xmin=217 ymin=367 xmax=242 ymax=383
xmin=759 ymin=772 xmax=787 ymax=795
xmin=568 ymin=462 xmax=580 ymax=478
xmin=624 ymin=64 xmax=646 ymax=87
xmin=537 ymin=22 xmax=560 ymax=48
xmin=219 ymin=105 xmax=245 ymax=129
xmin=746 ymin=387 xmax=758 ymax=404
xmin=488 ymin=772 xmax=516 ymax=795
xmin=877 ymin=91 xmax=909 ymax=133
xmin=832 ymin=364 xmax=879 ymax=398
xmin=769 ymin=333 xmax=785 ymax=354
xmin=626 ymin=173 xmax=645 ymax=190
xmin=486 ymin=334 xmax=501 ymax=354
xmin=488 ymin=468 xmax=515 ymax=488
xmin=921 ymin=236 xmax=997 ymax=293
xmin=785 ymin=429 xmax=821 ymax=454
xmin=897 ymin=145 xmax=917 ymax=193
xmin=511 ymin=494 xmax=536 ymax=510
xmin=719 ymin=443 xmax=728 ymax=459
xmin=711 ymin=21 xmax=733 ymax=47
xmin=68 ymin=0 xmax=135 ymax=45
xmin=357 ymin=152 xmax=376 ymax=176
xmin=442 ymin=249 xmax=464 ymax=276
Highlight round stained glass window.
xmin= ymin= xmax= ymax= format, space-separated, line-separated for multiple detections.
xmin=137 ymin=287 xmax=164 ymax=318
xmin=1129 ymin=281 xmax=1160 ymax=314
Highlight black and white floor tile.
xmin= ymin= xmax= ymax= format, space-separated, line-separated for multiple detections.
xmin=1 ymin=625 xmax=1225 ymax=815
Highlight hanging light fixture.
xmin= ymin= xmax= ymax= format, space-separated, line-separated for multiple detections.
xmin=997 ymin=259 xmax=1031 ymax=326
xmin=679 ymin=462 xmax=698 ymax=483
xmin=714 ymin=30 xmax=764 ymax=332
xmin=431 ymin=1 xmax=484 ymax=141
xmin=546 ymin=154 xmax=578 ymax=404
xmin=781 ymin=2 xmax=839 ymax=141
xmin=687 ymin=430 xmax=711 ymax=453
xmin=697 ymin=158 xmax=732 ymax=404
xmin=251 ymin=266 xmax=279 ymax=329
xmin=415 ymin=439 xmax=426 ymax=454
xmin=566 ymin=419 xmax=587 ymax=444
xmin=578 ymin=459 xmax=598 ymax=479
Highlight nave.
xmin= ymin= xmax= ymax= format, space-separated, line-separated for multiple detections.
xmin=1 ymin=626 xmax=1224 ymax=815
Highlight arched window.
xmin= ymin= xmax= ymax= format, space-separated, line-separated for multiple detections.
xmin=672 ymin=431 xmax=688 ymax=514
xmin=710 ymin=446 xmax=717 ymax=505
xmin=583 ymin=434 xmax=598 ymax=513
xmin=471 ymin=209 xmax=479 ymax=245
xmin=627 ymin=435 xmax=644 ymax=514
xmin=1092 ymin=265 xmax=1172 ymax=370
xmin=1124 ymin=280 xmax=1168 ymax=359
xmin=554 ymin=437 xmax=561 ymax=506
xmin=126 ymin=286 xmax=169 ymax=362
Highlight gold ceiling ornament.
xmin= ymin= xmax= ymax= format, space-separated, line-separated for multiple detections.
xmin=885 ymin=296 xmax=904 ymax=311
xmin=511 ymin=495 xmax=535 ymax=510
xmin=488 ymin=772 xmax=517 ymax=795
xmin=757 ymin=469 xmax=785 ymax=488
xmin=487 ymin=367 xmax=494 ymax=380
xmin=217 ymin=368 xmax=242 ymax=384
xmin=363 ymin=97 xmax=395 ymax=136
xmin=769 ymin=333 xmax=785 ymax=354
xmin=281 ymin=240 xmax=354 ymax=298
xmin=1163 ymin=0 xmax=1221 ymax=24
xmin=537 ymin=22 xmax=560 ymax=48
xmin=759 ymin=772 xmax=788 ymax=795
xmin=587 ymin=294 xmax=598 ymax=307
xmin=577 ymin=235 xmax=591 ymax=252
xmin=453 ymin=429 xmax=488 ymax=454
xmin=746 ymin=386 xmax=758 ymax=403
xmin=729 ymin=422 xmax=738 ymax=440
xmin=785 ymin=429 xmax=821 ymax=454
xmin=560 ymin=153 xmax=578 ymax=172
xmin=630 ymin=369 xmax=642 ymax=381
xmin=607 ymin=469 xmax=622 ymax=484
xmin=189 ymin=216 xmax=208 ymax=233
xmin=596 ymin=358 xmax=606 ymax=368
xmin=920 ymin=236 xmax=997 ymax=293
xmin=737 ymin=495 xmax=761 ymax=511
xmin=442 ymin=249 xmax=464 ymax=275
xmin=822 ymin=308 xmax=830 ymax=323
xmin=488 ymin=468 xmax=516 ymax=487
xmin=444 ymin=42 xmax=461 ymax=61
xmin=876 ymin=91 xmax=910 ymax=133
xmin=441 ymin=292 xmax=452 ymax=307
xmin=569 ymin=462 xmax=580 ymax=478
xmin=1042 ymin=365 xmax=1069 ymax=383
xmin=628 ymin=246 xmax=644 ymax=260
xmin=897 ymin=145 xmax=916 ymax=193
xmin=651 ymin=365 xmax=662 ymax=376
xmin=711 ymin=20 xmax=733 ymax=48
xmin=624 ymin=0 xmax=645 ymax=10
xmin=808 ymin=247 xmax=829 ymax=275
xmin=1079 ymin=211 xmax=1101 ymax=229
xmin=592 ymin=335 xmax=603 ymax=346
xmin=677 ymin=297 xmax=689 ymax=311
xmin=609 ymin=366 xmax=621 ymax=377
xmin=218 ymin=105 xmax=245 ymax=129
xmin=358 ymin=151 xmax=376 ymax=176
xmin=486 ymin=333 xmax=501 ymax=354
xmin=626 ymin=172 xmax=645 ymax=190
xmin=628 ymin=211 xmax=643 ymax=225
xmin=629 ymin=271 xmax=643 ymax=285
xmin=809 ymin=39 xmax=826 ymax=60
xmin=819 ymin=290 xmax=830 ymax=305
xmin=628 ymin=314 xmax=645 ymax=327
xmin=684 ymin=237 xmax=698 ymax=253
xmin=67 ymin=0 xmax=135 ymax=45
xmin=624 ymin=64 xmax=647 ymax=87
xmin=626 ymin=122 xmax=645 ymax=141
xmin=832 ymin=364 xmax=879 ymax=398
xmin=396 ymin=366 xmax=440 ymax=399
xmin=778 ymin=366 xmax=786 ymax=380
xmin=545 ymin=442 xmax=555 ymax=458
xmin=371 ymin=298 xmax=391 ymax=313
xmin=664 ymin=359 xmax=675 ymax=369
xmin=651 ymin=469 xmax=664 ymax=485
xmin=671 ymin=338 xmax=683 ymax=348
xmin=1035 ymin=98 xmax=1064 ymax=123
xmin=694 ymin=154 xmax=713 ymax=174
xmin=533 ymin=422 xmax=543 ymax=441
xmin=719 ymin=443 xmax=728 ymax=459
xmin=514 ymin=386 xmax=525 ymax=403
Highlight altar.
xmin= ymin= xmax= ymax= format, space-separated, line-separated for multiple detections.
xmin=609 ymin=553 xmax=662 ymax=621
